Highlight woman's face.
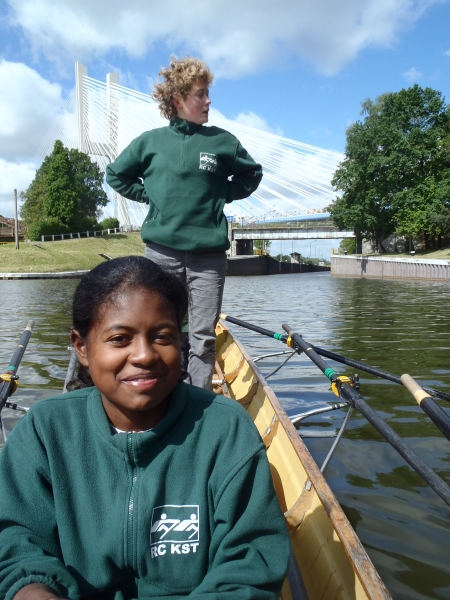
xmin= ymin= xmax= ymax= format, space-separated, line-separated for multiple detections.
xmin=72 ymin=286 xmax=181 ymax=431
xmin=174 ymin=79 xmax=211 ymax=124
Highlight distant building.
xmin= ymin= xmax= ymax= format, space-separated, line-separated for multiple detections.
xmin=289 ymin=252 xmax=302 ymax=264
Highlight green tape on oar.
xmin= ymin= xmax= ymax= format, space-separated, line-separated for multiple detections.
xmin=273 ymin=333 xmax=284 ymax=341
xmin=324 ymin=368 xmax=335 ymax=380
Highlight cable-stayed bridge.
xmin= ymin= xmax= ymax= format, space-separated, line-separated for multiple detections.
xmin=35 ymin=63 xmax=347 ymax=232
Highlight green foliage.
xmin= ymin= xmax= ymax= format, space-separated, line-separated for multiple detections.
xmin=71 ymin=216 xmax=100 ymax=232
xmin=20 ymin=140 xmax=109 ymax=236
xmin=253 ymin=239 xmax=271 ymax=254
xmin=339 ymin=238 xmax=356 ymax=254
xmin=28 ymin=218 xmax=70 ymax=242
xmin=278 ymin=254 xmax=293 ymax=262
xmin=68 ymin=149 xmax=108 ymax=219
xmin=44 ymin=140 xmax=79 ymax=225
xmin=330 ymin=85 xmax=450 ymax=250
xmin=99 ymin=217 xmax=120 ymax=230
xmin=20 ymin=155 xmax=51 ymax=226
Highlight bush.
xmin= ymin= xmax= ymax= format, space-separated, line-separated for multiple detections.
xmin=71 ymin=216 xmax=99 ymax=232
xmin=339 ymin=238 xmax=356 ymax=254
xmin=28 ymin=218 xmax=70 ymax=241
xmin=98 ymin=217 xmax=120 ymax=230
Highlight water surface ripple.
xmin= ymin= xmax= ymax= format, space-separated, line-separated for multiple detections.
xmin=1 ymin=273 xmax=450 ymax=599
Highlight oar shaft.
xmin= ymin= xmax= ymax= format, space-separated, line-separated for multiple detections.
xmin=282 ymin=323 xmax=450 ymax=507
xmin=0 ymin=320 xmax=35 ymax=410
xmin=314 ymin=346 xmax=450 ymax=404
xmin=220 ymin=314 xmax=289 ymax=343
xmin=5 ymin=320 xmax=34 ymax=375
xmin=281 ymin=324 xmax=336 ymax=380
xmin=340 ymin=382 xmax=450 ymax=506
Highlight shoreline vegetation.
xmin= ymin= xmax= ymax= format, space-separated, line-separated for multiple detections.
xmin=0 ymin=232 xmax=449 ymax=274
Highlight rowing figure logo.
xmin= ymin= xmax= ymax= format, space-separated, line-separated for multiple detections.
xmin=150 ymin=505 xmax=200 ymax=558
xmin=199 ymin=153 xmax=217 ymax=173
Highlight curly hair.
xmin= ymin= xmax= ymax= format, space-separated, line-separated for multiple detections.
xmin=152 ymin=56 xmax=214 ymax=120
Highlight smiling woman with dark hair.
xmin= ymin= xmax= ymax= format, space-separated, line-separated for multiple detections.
xmin=0 ymin=256 xmax=290 ymax=600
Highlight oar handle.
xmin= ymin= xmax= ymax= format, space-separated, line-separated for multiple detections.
xmin=401 ymin=374 xmax=450 ymax=442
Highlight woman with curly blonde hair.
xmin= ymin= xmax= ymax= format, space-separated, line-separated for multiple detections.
xmin=107 ymin=57 xmax=262 ymax=390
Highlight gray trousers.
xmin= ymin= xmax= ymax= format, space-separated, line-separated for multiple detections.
xmin=144 ymin=242 xmax=227 ymax=389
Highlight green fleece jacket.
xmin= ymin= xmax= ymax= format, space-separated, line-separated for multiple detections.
xmin=0 ymin=383 xmax=290 ymax=600
xmin=106 ymin=119 xmax=263 ymax=252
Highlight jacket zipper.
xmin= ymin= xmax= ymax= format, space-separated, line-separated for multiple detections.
xmin=126 ymin=434 xmax=137 ymax=568
xmin=181 ymin=133 xmax=186 ymax=170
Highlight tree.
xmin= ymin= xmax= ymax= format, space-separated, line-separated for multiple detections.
xmin=330 ymin=85 xmax=450 ymax=251
xmin=68 ymin=149 xmax=108 ymax=222
xmin=44 ymin=140 xmax=79 ymax=225
xmin=339 ymin=238 xmax=356 ymax=254
xmin=253 ymin=240 xmax=271 ymax=255
xmin=20 ymin=155 xmax=51 ymax=226
xmin=21 ymin=140 xmax=109 ymax=235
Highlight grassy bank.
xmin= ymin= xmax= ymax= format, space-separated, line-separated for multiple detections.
xmin=0 ymin=233 xmax=145 ymax=273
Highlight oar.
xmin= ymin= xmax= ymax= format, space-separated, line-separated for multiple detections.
xmin=219 ymin=314 xmax=450 ymax=403
xmin=281 ymin=323 xmax=450 ymax=508
xmin=401 ymin=374 xmax=450 ymax=441
xmin=0 ymin=320 xmax=35 ymax=412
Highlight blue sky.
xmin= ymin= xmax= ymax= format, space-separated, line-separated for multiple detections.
xmin=1 ymin=0 xmax=450 ymax=257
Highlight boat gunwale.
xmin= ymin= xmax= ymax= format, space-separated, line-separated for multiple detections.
xmin=218 ymin=320 xmax=391 ymax=600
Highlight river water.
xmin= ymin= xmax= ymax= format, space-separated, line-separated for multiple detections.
xmin=1 ymin=272 xmax=449 ymax=599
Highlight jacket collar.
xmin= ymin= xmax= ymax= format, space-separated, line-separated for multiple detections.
xmin=170 ymin=117 xmax=203 ymax=135
xmin=88 ymin=382 xmax=188 ymax=456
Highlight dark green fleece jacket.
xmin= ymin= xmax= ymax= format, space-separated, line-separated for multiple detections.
xmin=106 ymin=119 xmax=263 ymax=252
xmin=0 ymin=383 xmax=290 ymax=600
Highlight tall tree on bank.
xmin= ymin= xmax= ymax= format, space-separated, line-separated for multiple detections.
xmin=44 ymin=140 xmax=79 ymax=225
xmin=330 ymin=85 xmax=450 ymax=251
xmin=21 ymin=140 xmax=109 ymax=238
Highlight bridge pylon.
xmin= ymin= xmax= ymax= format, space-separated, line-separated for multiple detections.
xmin=75 ymin=62 xmax=132 ymax=229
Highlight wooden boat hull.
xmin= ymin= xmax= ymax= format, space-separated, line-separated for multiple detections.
xmin=215 ymin=320 xmax=391 ymax=600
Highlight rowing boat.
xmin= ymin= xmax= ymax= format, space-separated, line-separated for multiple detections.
xmin=214 ymin=319 xmax=392 ymax=600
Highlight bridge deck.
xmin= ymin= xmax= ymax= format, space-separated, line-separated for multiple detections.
xmin=232 ymin=227 xmax=354 ymax=240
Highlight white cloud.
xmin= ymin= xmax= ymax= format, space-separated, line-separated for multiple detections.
xmin=445 ymin=50 xmax=450 ymax=56
xmin=234 ymin=112 xmax=274 ymax=133
xmin=0 ymin=60 xmax=63 ymax=160
xmin=6 ymin=0 xmax=441 ymax=77
xmin=0 ymin=159 xmax=38 ymax=217
xmin=403 ymin=66 xmax=423 ymax=82
xmin=0 ymin=61 xmax=65 ymax=216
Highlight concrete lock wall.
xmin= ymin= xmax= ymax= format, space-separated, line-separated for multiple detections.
xmin=227 ymin=255 xmax=330 ymax=276
xmin=331 ymin=255 xmax=450 ymax=281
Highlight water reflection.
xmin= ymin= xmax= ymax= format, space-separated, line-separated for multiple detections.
xmin=1 ymin=273 xmax=450 ymax=598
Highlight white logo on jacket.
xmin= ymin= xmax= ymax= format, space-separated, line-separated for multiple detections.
xmin=199 ymin=152 xmax=217 ymax=172
xmin=150 ymin=505 xmax=200 ymax=558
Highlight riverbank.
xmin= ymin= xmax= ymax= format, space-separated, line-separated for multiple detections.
xmin=0 ymin=234 xmax=330 ymax=277
xmin=332 ymin=253 xmax=450 ymax=280
xmin=0 ymin=233 xmax=146 ymax=273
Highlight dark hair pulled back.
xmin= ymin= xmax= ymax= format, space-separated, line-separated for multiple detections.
xmin=68 ymin=256 xmax=188 ymax=390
